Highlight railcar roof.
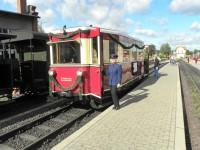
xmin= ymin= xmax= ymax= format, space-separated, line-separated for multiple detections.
xmin=60 ymin=26 xmax=144 ymax=44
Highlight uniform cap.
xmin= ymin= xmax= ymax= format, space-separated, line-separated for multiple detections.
xmin=110 ymin=54 xmax=118 ymax=59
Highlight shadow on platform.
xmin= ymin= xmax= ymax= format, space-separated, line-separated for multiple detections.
xmin=120 ymin=88 xmax=149 ymax=108
xmin=145 ymin=73 xmax=168 ymax=86
xmin=119 ymin=73 xmax=168 ymax=109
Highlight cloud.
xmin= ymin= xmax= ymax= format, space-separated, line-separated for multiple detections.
xmin=190 ymin=22 xmax=200 ymax=31
xmin=166 ymin=33 xmax=200 ymax=50
xmin=126 ymin=0 xmax=152 ymax=13
xmin=58 ymin=0 xmax=152 ymax=30
xmin=116 ymin=0 xmax=152 ymax=13
xmin=150 ymin=17 xmax=169 ymax=26
xmin=134 ymin=28 xmax=157 ymax=37
xmin=170 ymin=0 xmax=200 ymax=15
xmin=2 ymin=0 xmax=152 ymax=33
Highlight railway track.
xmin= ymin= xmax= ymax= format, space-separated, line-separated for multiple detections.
xmin=179 ymin=61 xmax=200 ymax=150
xmin=179 ymin=61 xmax=200 ymax=92
xmin=0 ymin=104 xmax=93 ymax=150
xmin=0 ymin=98 xmax=72 ymax=129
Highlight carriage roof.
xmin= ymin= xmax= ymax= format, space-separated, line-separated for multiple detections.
xmin=51 ymin=26 xmax=144 ymax=45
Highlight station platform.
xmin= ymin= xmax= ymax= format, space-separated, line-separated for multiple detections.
xmin=52 ymin=63 xmax=186 ymax=150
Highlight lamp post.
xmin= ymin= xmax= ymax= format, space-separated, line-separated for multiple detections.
xmin=144 ymin=45 xmax=149 ymax=74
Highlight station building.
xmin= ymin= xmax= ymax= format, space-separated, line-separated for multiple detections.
xmin=0 ymin=0 xmax=49 ymax=100
xmin=175 ymin=46 xmax=187 ymax=59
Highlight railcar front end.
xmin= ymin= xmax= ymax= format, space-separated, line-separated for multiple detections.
xmin=48 ymin=28 xmax=102 ymax=105
xmin=48 ymin=26 xmax=147 ymax=108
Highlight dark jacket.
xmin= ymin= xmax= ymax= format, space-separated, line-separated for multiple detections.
xmin=107 ymin=64 xmax=122 ymax=86
xmin=154 ymin=58 xmax=159 ymax=68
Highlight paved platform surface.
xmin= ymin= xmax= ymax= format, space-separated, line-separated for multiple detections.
xmin=52 ymin=63 xmax=185 ymax=150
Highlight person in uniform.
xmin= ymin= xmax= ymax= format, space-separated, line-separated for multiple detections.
xmin=107 ymin=54 xmax=122 ymax=110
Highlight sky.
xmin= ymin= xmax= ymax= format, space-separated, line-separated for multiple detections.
xmin=1 ymin=0 xmax=200 ymax=50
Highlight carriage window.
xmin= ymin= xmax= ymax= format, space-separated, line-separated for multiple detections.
xmin=92 ymin=37 xmax=98 ymax=64
xmin=132 ymin=47 xmax=137 ymax=61
xmin=33 ymin=51 xmax=47 ymax=61
xmin=117 ymin=45 xmax=123 ymax=63
xmin=137 ymin=48 xmax=144 ymax=61
xmin=24 ymin=51 xmax=31 ymax=61
xmin=123 ymin=49 xmax=130 ymax=62
xmin=109 ymin=39 xmax=118 ymax=57
xmin=103 ymin=40 xmax=109 ymax=63
xmin=53 ymin=41 xmax=80 ymax=64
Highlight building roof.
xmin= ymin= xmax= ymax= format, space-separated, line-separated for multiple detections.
xmin=0 ymin=9 xmax=39 ymax=18
xmin=175 ymin=45 xmax=187 ymax=50
xmin=0 ymin=33 xmax=17 ymax=41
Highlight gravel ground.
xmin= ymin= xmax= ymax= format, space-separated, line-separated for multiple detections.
xmin=0 ymin=107 xmax=61 ymax=135
xmin=0 ymin=96 xmax=47 ymax=121
xmin=25 ymin=127 xmax=50 ymax=138
xmin=38 ymin=111 xmax=101 ymax=150
xmin=1 ymin=106 xmax=100 ymax=150
xmin=5 ymin=135 xmax=32 ymax=150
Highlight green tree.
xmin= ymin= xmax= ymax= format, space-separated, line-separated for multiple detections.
xmin=194 ymin=49 xmax=200 ymax=54
xmin=148 ymin=44 xmax=156 ymax=57
xmin=160 ymin=43 xmax=171 ymax=58
xmin=186 ymin=50 xmax=192 ymax=56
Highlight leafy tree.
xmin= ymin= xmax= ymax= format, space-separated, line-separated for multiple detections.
xmin=194 ymin=49 xmax=200 ymax=54
xmin=186 ymin=50 xmax=192 ymax=56
xmin=148 ymin=44 xmax=156 ymax=57
xmin=160 ymin=43 xmax=171 ymax=57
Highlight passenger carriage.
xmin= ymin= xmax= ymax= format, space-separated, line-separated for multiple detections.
xmin=48 ymin=26 xmax=147 ymax=108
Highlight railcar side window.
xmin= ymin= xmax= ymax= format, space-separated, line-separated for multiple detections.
xmin=137 ymin=48 xmax=144 ymax=61
xmin=53 ymin=41 xmax=80 ymax=64
xmin=123 ymin=49 xmax=130 ymax=62
xmin=132 ymin=47 xmax=137 ymax=61
xmin=103 ymin=40 xmax=109 ymax=63
xmin=117 ymin=45 xmax=123 ymax=63
xmin=103 ymin=38 xmax=119 ymax=63
xmin=109 ymin=39 xmax=118 ymax=56
xmin=92 ymin=37 xmax=98 ymax=64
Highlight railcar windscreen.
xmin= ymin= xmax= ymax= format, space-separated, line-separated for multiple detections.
xmin=53 ymin=41 xmax=80 ymax=64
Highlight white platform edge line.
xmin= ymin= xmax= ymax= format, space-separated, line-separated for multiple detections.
xmin=175 ymin=64 xmax=186 ymax=150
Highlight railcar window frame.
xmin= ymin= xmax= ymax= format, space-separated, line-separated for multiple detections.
xmin=52 ymin=40 xmax=81 ymax=64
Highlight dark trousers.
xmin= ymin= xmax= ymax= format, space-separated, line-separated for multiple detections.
xmin=110 ymin=85 xmax=119 ymax=108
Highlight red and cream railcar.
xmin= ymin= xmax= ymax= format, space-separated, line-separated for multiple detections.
xmin=48 ymin=26 xmax=146 ymax=108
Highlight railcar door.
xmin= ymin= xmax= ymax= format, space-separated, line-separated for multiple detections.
xmin=101 ymin=34 xmax=119 ymax=96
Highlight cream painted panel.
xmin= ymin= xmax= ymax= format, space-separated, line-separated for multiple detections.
xmin=81 ymin=38 xmax=91 ymax=64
